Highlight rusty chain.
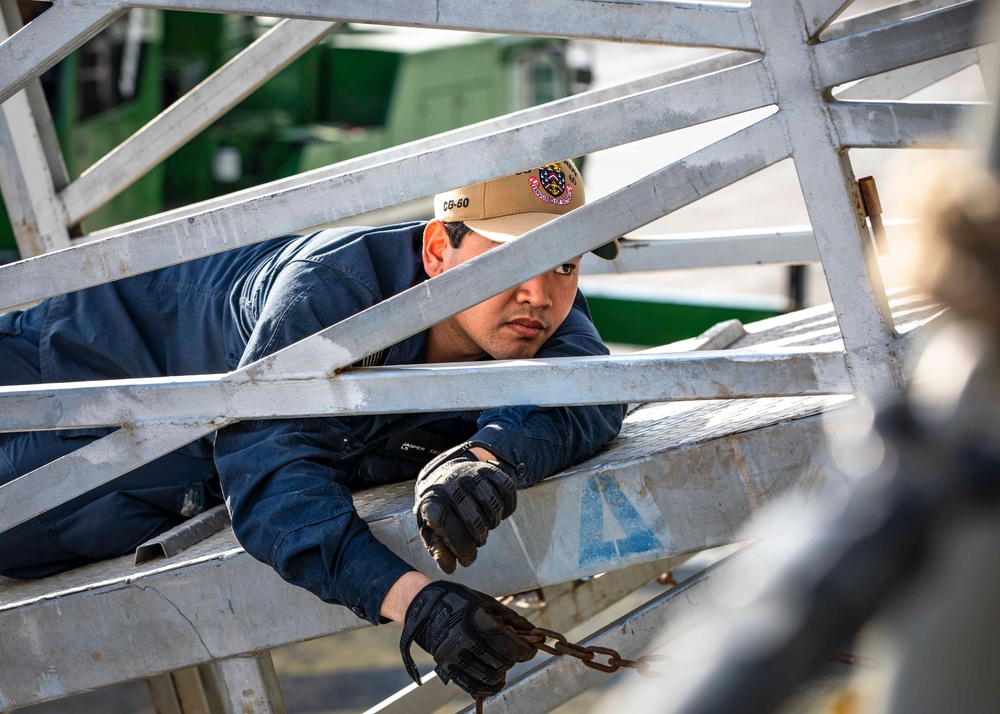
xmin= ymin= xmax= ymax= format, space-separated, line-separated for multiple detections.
xmin=469 ymin=626 xmax=668 ymax=713
xmin=516 ymin=627 xmax=670 ymax=676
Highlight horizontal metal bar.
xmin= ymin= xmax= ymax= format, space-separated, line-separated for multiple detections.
xmin=582 ymin=227 xmax=822 ymax=274
xmin=0 ymin=60 xmax=774 ymax=311
xmin=61 ymin=18 xmax=339 ymax=225
xmin=0 ymin=395 xmax=843 ymax=708
xmin=836 ymin=48 xmax=981 ymax=101
xmin=129 ymin=0 xmax=762 ymax=51
xmin=468 ymin=547 xmax=756 ymax=713
xmin=235 ymin=115 xmax=790 ymax=383
xmin=0 ymin=350 xmax=852 ymax=433
xmin=0 ymin=422 xmax=218 ymax=534
xmin=816 ymin=0 xmax=986 ymax=88
xmin=830 ymin=101 xmax=985 ymax=147
xmin=0 ymin=0 xmax=126 ymax=105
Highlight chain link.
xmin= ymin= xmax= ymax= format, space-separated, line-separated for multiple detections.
xmin=516 ymin=627 xmax=670 ymax=678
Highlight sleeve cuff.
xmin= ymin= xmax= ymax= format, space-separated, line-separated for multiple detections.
xmin=337 ymin=530 xmax=416 ymax=625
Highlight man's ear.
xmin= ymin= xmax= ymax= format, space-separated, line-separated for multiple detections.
xmin=422 ymin=219 xmax=449 ymax=277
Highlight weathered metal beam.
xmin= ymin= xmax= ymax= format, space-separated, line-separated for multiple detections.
xmin=581 ymin=227 xmax=822 ymax=274
xmin=216 ymin=652 xmax=286 ymax=714
xmin=0 ymin=395 xmax=844 ymax=709
xmin=0 ymin=0 xmax=127 ymax=105
xmin=79 ymin=50 xmax=760 ymax=243
xmin=830 ymin=101 xmax=984 ymax=148
xmin=816 ymin=0 xmax=986 ymax=89
xmin=0 ymin=1 xmax=71 ymax=257
xmin=129 ymin=0 xmax=762 ymax=51
xmin=0 ymin=422 xmax=218 ymax=534
xmin=467 ymin=547 xmax=756 ymax=714
xmin=60 ymin=18 xmax=339 ymax=225
xmin=0 ymin=350 xmax=851 ymax=434
xmin=755 ymin=0 xmax=902 ymax=395
xmin=837 ymin=49 xmax=981 ymax=101
xmin=0 ymin=60 xmax=774 ymax=311
xmin=823 ymin=0 xmax=958 ymax=41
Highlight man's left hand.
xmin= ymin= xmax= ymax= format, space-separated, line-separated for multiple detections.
xmin=414 ymin=443 xmax=517 ymax=573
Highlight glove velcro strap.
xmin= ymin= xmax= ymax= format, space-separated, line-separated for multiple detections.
xmin=399 ymin=586 xmax=446 ymax=685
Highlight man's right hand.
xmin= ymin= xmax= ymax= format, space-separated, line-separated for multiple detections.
xmin=399 ymin=580 xmax=536 ymax=698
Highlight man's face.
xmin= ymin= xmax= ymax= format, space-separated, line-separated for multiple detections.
xmin=424 ymin=225 xmax=581 ymax=362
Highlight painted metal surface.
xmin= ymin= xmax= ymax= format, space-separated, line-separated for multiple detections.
xmin=216 ymin=652 xmax=286 ymax=714
xmin=0 ymin=0 xmax=127 ymax=105
xmin=130 ymin=0 xmax=762 ymax=51
xmin=0 ymin=392 xmax=846 ymax=709
xmin=0 ymin=60 xmax=775 ymax=309
xmin=831 ymin=102 xmax=982 ymax=148
xmin=60 ymin=18 xmax=339 ymax=225
xmin=753 ymin=0 xmax=901 ymax=395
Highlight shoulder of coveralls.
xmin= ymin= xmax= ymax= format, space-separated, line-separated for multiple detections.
xmin=288 ymin=222 xmax=428 ymax=292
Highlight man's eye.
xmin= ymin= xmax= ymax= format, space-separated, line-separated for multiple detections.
xmin=554 ymin=263 xmax=577 ymax=275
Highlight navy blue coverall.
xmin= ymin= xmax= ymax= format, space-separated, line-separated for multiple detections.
xmin=0 ymin=223 xmax=625 ymax=622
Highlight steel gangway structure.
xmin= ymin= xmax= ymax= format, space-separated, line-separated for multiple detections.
xmin=0 ymin=0 xmax=991 ymax=712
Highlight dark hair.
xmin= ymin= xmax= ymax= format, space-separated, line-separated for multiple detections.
xmin=443 ymin=221 xmax=471 ymax=249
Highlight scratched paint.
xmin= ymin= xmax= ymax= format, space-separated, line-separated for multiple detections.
xmin=578 ymin=474 xmax=665 ymax=569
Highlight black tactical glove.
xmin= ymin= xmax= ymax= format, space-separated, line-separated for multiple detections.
xmin=399 ymin=580 xmax=536 ymax=697
xmin=414 ymin=442 xmax=518 ymax=574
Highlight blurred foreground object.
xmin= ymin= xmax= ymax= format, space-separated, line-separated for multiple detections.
xmin=629 ymin=107 xmax=1000 ymax=714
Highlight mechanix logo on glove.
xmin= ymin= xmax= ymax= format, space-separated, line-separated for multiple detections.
xmin=413 ymin=442 xmax=518 ymax=574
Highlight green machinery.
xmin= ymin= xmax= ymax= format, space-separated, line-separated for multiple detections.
xmin=0 ymin=11 xmax=582 ymax=250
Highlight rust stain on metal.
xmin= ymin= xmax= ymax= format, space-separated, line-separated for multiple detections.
xmin=90 ymin=651 xmax=102 ymax=661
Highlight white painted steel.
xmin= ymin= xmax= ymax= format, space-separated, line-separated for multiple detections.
xmin=582 ymin=228 xmax=822 ymax=274
xmin=0 ymin=0 xmax=127 ymax=105
xmin=0 ymin=351 xmax=851 ymax=435
xmin=0 ymin=3 xmax=71 ymax=257
xmin=78 ymin=50 xmax=761 ymax=243
xmin=816 ymin=1 xmax=985 ymax=89
xmin=0 ymin=422 xmax=218 ymax=534
xmin=60 ymin=19 xmax=339 ymax=225
xmin=129 ymin=0 xmax=762 ymax=51
xmin=830 ymin=102 xmax=984 ymax=147
xmin=0 ymin=61 xmax=775 ymax=310
xmin=753 ymin=0 xmax=902 ymax=395
xmin=216 ymin=653 xmax=286 ymax=714
xmin=0 ymin=397 xmax=843 ymax=709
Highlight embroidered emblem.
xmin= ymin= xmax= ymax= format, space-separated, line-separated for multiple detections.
xmin=529 ymin=163 xmax=574 ymax=205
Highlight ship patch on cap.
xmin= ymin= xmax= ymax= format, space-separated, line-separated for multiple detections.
xmin=529 ymin=163 xmax=573 ymax=206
